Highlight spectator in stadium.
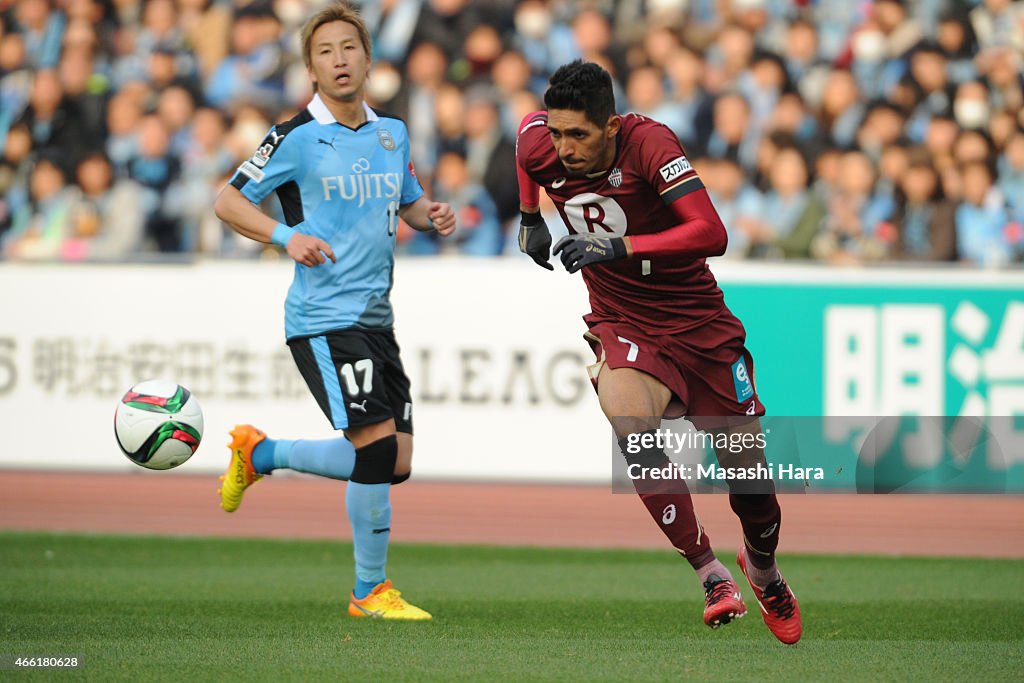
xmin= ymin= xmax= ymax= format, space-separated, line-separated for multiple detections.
xmin=394 ymin=40 xmax=448 ymax=174
xmin=204 ymin=5 xmax=286 ymax=110
xmin=703 ymin=90 xmax=757 ymax=170
xmin=736 ymin=143 xmax=824 ymax=259
xmin=104 ymin=90 xmax=142 ymax=176
xmin=625 ymin=64 xmax=690 ymax=141
xmin=905 ymin=42 xmax=954 ymax=143
xmin=2 ymin=156 xmax=74 ymax=260
xmin=953 ymin=80 xmax=994 ymax=132
xmin=432 ymin=81 xmax=467 ymax=158
xmin=463 ymin=85 xmax=518 ymax=227
xmin=812 ymin=149 xmax=890 ymax=264
xmin=704 ymin=22 xmax=755 ymax=93
xmin=975 ymin=46 xmax=1023 ymax=112
xmin=127 ymin=113 xmax=182 ymax=252
xmin=178 ymin=106 xmax=239 ymax=254
xmin=456 ymin=24 xmax=504 ymax=86
xmin=18 ymin=69 xmax=85 ymax=175
xmin=0 ymin=32 xmax=33 ymax=128
xmin=818 ymin=69 xmax=865 ymax=148
xmin=662 ymin=45 xmax=708 ymax=149
xmin=156 ymin=85 xmax=197 ymax=157
xmin=511 ymin=0 xmax=573 ymax=78
xmin=856 ymin=100 xmax=907 ymax=164
xmin=410 ymin=0 xmax=485 ymax=63
xmin=886 ymin=153 xmax=957 ymax=262
xmin=490 ymin=48 xmax=538 ymax=136
xmin=954 ymin=128 xmax=998 ymax=168
xmin=999 ymin=130 xmax=1024 ymax=223
xmin=0 ymin=124 xmax=35 ymax=236
xmin=13 ymin=0 xmax=65 ymax=69
xmin=56 ymin=42 xmax=109 ymax=154
xmin=700 ymin=156 xmax=757 ymax=258
xmin=63 ymin=151 xmax=145 ymax=260
xmin=956 ymin=160 xmax=1014 ymax=266
xmin=936 ymin=11 xmax=979 ymax=85
xmin=779 ymin=17 xmax=830 ymax=104
xmin=404 ymin=151 xmax=501 ymax=256
xmin=970 ymin=0 xmax=1024 ymax=53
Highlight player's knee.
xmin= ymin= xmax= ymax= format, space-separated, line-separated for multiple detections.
xmin=391 ymin=471 xmax=411 ymax=485
xmin=351 ymin=435 xmax=398 ymax=484
xmin=617 ymin=429 xmax=667 ymax=468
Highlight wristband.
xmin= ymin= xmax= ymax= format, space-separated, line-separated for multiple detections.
xmin=520 ymin=210 xmax=543 ymax=226
xmin=271 ymin=223 xmax=296 ymax=248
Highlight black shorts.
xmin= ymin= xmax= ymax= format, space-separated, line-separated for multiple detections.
xmin=288 ymin=328 xmax=413 ymax=434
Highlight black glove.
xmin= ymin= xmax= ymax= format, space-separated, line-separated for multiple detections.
xmin=518 ymin=211 xmax=554 ymax=270
xmin=553 ymin=234 xmax=627 ymax=273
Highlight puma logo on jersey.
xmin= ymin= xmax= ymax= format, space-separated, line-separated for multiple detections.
xmin=317 ymin=138 xmax=336 ymax=150
xmin=349 ymin=400 xmax=368 ymax=413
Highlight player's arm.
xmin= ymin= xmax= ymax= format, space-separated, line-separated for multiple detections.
xmin=516 ymin=112 xmax=554 ymax=270
xmin=626 ymin=190 xmax=728 ymax=259
xmin=214 ymin=185 xmax=335 ymax=267
xmin=398 ymin=196 xmax=456 ymax=235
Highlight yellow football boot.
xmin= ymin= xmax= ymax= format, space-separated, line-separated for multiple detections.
xmin=348 ymin=580 xmax=432 ymax=621
xmin=218 ymin=425 xmax=267 ymax=512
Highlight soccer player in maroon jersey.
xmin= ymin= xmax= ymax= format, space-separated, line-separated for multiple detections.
xmin=516 ymin=60 xmax=802 ymax=644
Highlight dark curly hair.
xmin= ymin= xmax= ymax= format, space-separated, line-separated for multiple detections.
xmin=543 ymin=60 xmax=616 ymax=127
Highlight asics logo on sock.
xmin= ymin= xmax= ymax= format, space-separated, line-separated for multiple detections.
xmin=662 ymin=504 xmax=677 ymax=525
xmin=760 ymin=523 xmax=778 ymax=538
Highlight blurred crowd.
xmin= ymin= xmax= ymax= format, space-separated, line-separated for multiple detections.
xmin=1 ymin=0 xmax=1023 ymax=266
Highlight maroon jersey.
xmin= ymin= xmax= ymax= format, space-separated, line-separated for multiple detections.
xmin=517 ymin=112 xmax=729 ymax=334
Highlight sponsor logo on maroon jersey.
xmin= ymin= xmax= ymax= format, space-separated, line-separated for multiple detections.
xmin=658 ymin=156 xmax=692 ymax=183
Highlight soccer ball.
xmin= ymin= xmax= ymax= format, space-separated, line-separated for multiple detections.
xmin=114 ymin=379 xmax=204 ymax=470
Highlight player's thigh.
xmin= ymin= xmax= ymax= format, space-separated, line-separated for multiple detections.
xmin=585 ymin=323 xmax=678 ymax=436
xmin=395 ymin=432 xmax=412 ymax=476
xmin=596 ymin=365 xmax=673 ymax=436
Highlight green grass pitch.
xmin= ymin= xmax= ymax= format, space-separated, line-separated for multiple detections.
xmin=1 ymin=532 xmax=1022 ymax=681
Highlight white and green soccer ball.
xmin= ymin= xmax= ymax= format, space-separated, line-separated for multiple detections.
xmin=114 ymin=379 xmax=204 ymax=470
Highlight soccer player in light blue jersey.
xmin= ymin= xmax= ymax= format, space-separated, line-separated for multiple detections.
xmin=213 ymin=3 xmax=455 ymax=621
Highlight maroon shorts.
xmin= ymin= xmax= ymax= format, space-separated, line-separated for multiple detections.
xmin=583 ymin=310 xmax=765 ymax=430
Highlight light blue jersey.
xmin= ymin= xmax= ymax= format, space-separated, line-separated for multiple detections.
xmin=230 ymin=94 xmax=424 ymax=339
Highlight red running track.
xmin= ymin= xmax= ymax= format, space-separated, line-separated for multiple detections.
xmin=2 ymin=471 xmax=1022 ymax=558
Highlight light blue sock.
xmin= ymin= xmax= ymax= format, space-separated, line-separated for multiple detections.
xmin=347 ymin=481 xmax=390 ymax=599
xmin=251 ymin=437 xmax=355 ymax=480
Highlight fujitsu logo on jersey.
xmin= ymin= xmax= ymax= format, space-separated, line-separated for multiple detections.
xmin=321 ymin=157 xmax=401 ymax=206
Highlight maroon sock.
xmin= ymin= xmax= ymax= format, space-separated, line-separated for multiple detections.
xmin=619 ymin=432 xmax=715 ymax=570
xmin=729 ymin=492 xmax=781 ymax=569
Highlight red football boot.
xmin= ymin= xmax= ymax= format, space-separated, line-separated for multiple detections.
xmin=702 ymin=574 xmax=747 ymax=629
xmin=737 ymin=548 xmax=802 ymax=644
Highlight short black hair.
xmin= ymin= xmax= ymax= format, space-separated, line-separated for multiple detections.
xmin=544 ymin=60 xmax=616 ymax=127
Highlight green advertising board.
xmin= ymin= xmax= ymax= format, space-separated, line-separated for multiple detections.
xmin=709 ymin=269 xmax=1024 ymax=493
